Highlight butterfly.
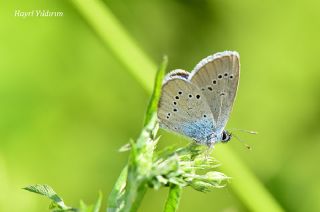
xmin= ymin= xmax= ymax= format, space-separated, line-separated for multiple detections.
xmin=157 ymin=51 xmax=240 ymax=146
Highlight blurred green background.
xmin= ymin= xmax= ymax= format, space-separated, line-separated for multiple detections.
xmin=1 ymin=0 xmax=320 ymax=211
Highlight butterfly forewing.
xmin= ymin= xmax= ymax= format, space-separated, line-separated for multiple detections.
xmin=158 ymin=71 xmax=215 ymax=144
xmin=190 ymin=51 xmax=240 ymax=134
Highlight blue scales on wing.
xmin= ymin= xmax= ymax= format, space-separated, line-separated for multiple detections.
xmin=157 ymin=70 xmax=216 ymax=145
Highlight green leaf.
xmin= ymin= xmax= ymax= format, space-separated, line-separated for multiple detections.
xmin=107 ymin=166 xmax=128 ymax=212
xmin=79 ymin=192 xmax=102 ymax=212
xmin=93 ymin=192 xmax=102 ymax=212
xmin=144 ymin=55 xmax=168 ymax=126
xmin=79 ymin=201 xmax=91 ymax=211
xmin=23 ymin=184 xmax=75 ymax=211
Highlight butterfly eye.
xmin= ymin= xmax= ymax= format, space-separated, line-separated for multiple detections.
xmin=222 ymin=132 xmax=227 ymax=141
xmin=221 ymin=131 xmax=231 ymax=143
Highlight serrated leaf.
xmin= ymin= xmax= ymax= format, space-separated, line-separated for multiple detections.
xmin=23 ymin=184 xmax=74 ymax=211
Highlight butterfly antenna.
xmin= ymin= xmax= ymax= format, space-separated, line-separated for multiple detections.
xmin=232 ymin=133 xmax=252 ymax=150
xmin=229 ymin=128 xmax=258 ymax=135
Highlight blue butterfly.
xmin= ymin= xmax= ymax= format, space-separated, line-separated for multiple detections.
xmin=157 ymin=51 xmax=240 ymax=146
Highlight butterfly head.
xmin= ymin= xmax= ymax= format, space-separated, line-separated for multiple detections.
xmin=221 ymin=130 xmax=232 ymax=143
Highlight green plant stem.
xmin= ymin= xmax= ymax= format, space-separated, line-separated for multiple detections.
xmin=108 ymin=55 xmax=165 ymax=211
xmin=122 ymin=182 xmax=147 ymax=212
xmin=164 ymin=185 xmax=182 ymax=212
xmin=121 ymin=115 xmax=158 ymax=211
xmin=70 ymin=1 xmax=284 ymax=212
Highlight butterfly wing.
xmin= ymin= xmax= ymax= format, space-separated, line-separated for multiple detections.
xmin=190 ymin=51 xmax=240 ymax=134
xmin=157 ymin=70 xmax=216 ymax=145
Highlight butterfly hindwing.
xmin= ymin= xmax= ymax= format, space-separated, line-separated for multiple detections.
xmin=157 ymin=71 xmax=215 ymax=144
